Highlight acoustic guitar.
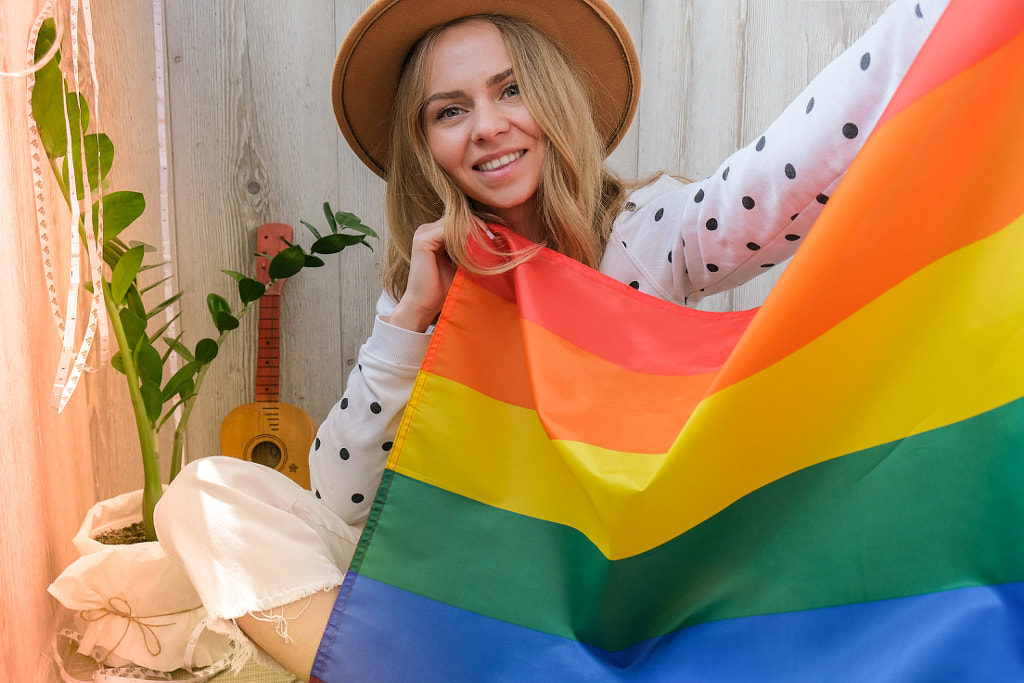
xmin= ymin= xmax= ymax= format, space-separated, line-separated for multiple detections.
xmin=219 ymin=223 xmax=316 ymax=488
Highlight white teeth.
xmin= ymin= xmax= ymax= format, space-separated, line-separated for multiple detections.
xmin=477 ymin=151 xmax=524 ymax=172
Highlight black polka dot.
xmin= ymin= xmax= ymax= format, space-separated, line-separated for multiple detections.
xmin=746 ymin=242 xmax=761 ymax=251
xmin=860 ymin=52 xmax=871 ymax=71
xmin=358 ymin=364 xmax=362 ymax=371
xmin=382 ymin=442 xmax=393 ymax=451
xmin=722 ymin=166 xmax=730 ymax=180
xmin=314 ymin=438 xmax=321 ymax=450
xmin=756 ymin=136 xmax=766 ymax=151
xmin=842 ymin=123 xmax=859 ymax=139
xmin=816 ymin=193 xmax=830 ymax=205
xmin=340 ymin=398 xmax=348 ymax=409
xmin=370 ymin=402 xmax=382 ymax=414
xmin=629 ymin=281 xmax=640 ymax=290
xmin=742 ymin=196 xmax=755 ymax=210
xmin=706 ymin=218 xmax=718 ymax=231
xmin=340 ymin=448 xmax=350 ymax=460
xmin=706 ymin=264 xmax=719 ymax=273
xmin=791 ymin=213 xmax=800 ymax=221
xmin=915 ymin=3 xmax=923 ymax=18
xmin=784 ymin=163 xmax=796 ymax=179
xmin=621 ymin=240 xmax=627 ymax=248
xmin=315 ymin=490 xmax=321 ymax=499
xmin=785 ymin=234 xmax=801 ymax=242
xmin=654 ymin=207 xmax=665 ymax=221
xmin=681 ymin=238 xmax=685 ymax=248
xmin=761 ymin=263 xmax=775 ymax=268
xmin=694 ymin=189 xmax=704 ymax=203
xmin=667 ymin=251 xmax=673 ymax=263
xmin=806 ymin=97 xmax=815 ymax=114
xmin=351 ymin=493 xmax=365 ymax=504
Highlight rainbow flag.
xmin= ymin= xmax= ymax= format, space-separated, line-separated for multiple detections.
xmin=313 ymin=0 xmax=1024 ymax=679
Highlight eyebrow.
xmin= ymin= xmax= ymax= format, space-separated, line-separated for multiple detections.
xmin=424 ymin=68 xmax=515 ymax=106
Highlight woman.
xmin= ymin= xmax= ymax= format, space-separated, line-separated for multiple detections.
xmin=156 ymin=0 xmax=947 ymax=679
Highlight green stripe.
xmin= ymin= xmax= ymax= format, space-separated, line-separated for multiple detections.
xmin=356 ymin=396 xmax=1024 ymax=652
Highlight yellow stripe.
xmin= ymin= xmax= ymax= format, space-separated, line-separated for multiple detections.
xmin=393 ymin=215 xmax=1024 ymax=559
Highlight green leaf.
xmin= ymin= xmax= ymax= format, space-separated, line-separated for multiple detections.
xmin=34 ymin=19 xmax=59 ymax=65
xmin=304 ymin=254 xmax=325 ymax=268
xmin=110 ymin=244 xmax=145 ymax=304
xmin=222 ymin=270 xmax=246 ymax=283
xmin=62 ymin=133 xmax=114 ymax=200
xmin=119 ymin=308 xmax=147 ymax=350
xmin=300 ymin=219 xmax=322 ymax=241
xmin=334 ymin=211 xmax=377 ymax=238
xmin=146 ymin=291 xmax=182 ymax=319
xmin=215 ymin=311 xmax=240 ymax=332
xmin=206 ymin=293 xmax=230 ymax=327
xmin=238 ymin=278 xmax=265 ymax=304
xmin=268 ymin=245 xmax=305 ymax=279
xmin=32 ymin=66 xmax=69 ymax=157
xmin=91 ymin=191 xmax=146 ymax=241
xmin=110 ymin=351 xmax=126 ymax=375
xmin=125 ymin=285 xmax=148 ymax=320
xmin=140 ymin=381 xmax=163 ymax=425
xmin=128 ymin=240 xmax=158 ymax=252
xmin=157 ymin=396 xmax=187 ymax=430
xmin=136 ymin=338 xmax=163 ymax=387
xmin=164 ymin=335 xmax=195 ymax=363
xmin=194 ymin=338 xmax=218 ymax=363
xmin=161 ymin=361 xmax=200 ymax=402
xmin=311 ymin=233 xmax=365 ymax=254
xmin=323 ymin=201 xmax=338 ymax=231
xmin=149 ymin=311 xmax=182 ymax=347
xmin=140 ymin=275 xmax=172 ymax=296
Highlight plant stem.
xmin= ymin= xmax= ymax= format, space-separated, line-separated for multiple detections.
xmin=102 ymin=281 xmax=163 ymax=542
xmin=168 ymin=296 xmax=259 ymax=481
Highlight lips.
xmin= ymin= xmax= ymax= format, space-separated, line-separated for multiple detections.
xmin=475 ymin=150 xmax=525 ymax=172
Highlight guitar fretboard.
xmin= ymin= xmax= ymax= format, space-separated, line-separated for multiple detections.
xmin=255 ymin=294 xmax=281 ymax=402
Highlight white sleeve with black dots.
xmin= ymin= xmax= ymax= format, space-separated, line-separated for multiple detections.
xmin=600 ymin=0 xmax=949 ymax=305
xmin=308 ymin=292 xmax=432 ymax=526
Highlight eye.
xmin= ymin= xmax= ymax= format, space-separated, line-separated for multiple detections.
xmin=502 ymin=82 xmax=521 ymax=99
xmin=435 ymin=105 xmax=464 ymax=121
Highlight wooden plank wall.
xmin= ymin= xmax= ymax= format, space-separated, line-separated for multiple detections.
xmin=2 ymin=2 xmax=889 ymax=680
xmin=164 ymin=0 xmax=889 ymax=463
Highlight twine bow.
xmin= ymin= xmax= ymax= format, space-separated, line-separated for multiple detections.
xmin=79 ymin=596 xmax=201 ymax=664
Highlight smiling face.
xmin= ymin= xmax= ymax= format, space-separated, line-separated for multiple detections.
xmin=420 ymin=20 xmax=547 ymax=239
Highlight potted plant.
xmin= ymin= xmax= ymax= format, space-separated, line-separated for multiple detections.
xmin=31 ymin=18 xmax=376 ymax=674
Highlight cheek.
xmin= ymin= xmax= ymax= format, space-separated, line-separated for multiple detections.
xmin=426 ymin=128 xmax=464 ymax=179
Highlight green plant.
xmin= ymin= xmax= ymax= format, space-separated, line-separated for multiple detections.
xmin=31 ymin=19 xmax=376 ymax=541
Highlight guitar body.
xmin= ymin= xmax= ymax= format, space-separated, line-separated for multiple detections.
xmin=220 ymin=402 xmax=315 ymax=489
xmin=219 ymin=223 xmax=317 ymax=489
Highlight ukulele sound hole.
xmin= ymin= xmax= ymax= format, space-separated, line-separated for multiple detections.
xmin=251 ymin=440 xmax=283 ymax=469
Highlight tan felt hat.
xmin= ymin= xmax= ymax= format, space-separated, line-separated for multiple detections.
xmin=332 ymin=0 xmax=640 ymax=178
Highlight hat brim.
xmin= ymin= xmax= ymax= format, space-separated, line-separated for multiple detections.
xmin=332 ymin=0 xmax=640 ymax=179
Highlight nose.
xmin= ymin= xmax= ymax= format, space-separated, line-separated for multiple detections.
xmin=472 ymin=101 xmax=510 ymax=142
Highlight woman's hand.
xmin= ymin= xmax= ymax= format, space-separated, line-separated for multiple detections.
xmin=388 ymin=219 xmax=458 ymax=332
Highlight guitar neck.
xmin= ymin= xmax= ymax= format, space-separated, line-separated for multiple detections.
xmin=255 ymin=294 xmax=282 ymax=402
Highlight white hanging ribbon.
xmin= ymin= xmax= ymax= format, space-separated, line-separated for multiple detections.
xmin=23 ymin=0 xmax=110 ymax=413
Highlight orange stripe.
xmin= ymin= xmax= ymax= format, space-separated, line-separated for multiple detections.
xmin=431 ymin=279 xmax=716 ymax=452
xmin=714 ymin=28 xmax=1024 ymax=392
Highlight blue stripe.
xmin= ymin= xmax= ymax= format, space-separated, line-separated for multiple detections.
xmin=312 ymin=576 xmax=1024 ymax=682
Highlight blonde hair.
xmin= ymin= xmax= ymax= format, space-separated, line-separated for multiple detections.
xmin=382 ymin=15 xmax=628 ymax=301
